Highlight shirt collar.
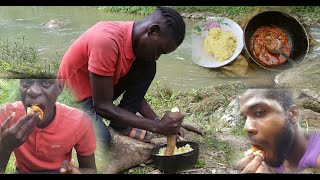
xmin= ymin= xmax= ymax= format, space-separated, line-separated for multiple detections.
xmin=124 ymin=21 xmax=136 ymax=60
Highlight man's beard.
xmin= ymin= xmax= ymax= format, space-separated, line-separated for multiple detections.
xmin=266 ymin=115 xmax=295 ymax=167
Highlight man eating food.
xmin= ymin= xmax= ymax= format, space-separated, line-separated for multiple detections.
xmin=0 ymin=79 xmax=97 ymax=174
xmin=235 ymin=88 xmax=320 ymax=173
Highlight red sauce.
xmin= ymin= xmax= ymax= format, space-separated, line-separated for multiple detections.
xmin=250 ymin=25 xmax=291 ymax=66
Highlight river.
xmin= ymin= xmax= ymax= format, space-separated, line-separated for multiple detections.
xmin=0 ymin=6 xmax=319 ymax=91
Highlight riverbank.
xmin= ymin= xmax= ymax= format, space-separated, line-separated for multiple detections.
xmin=98 ymin=6 xmax=320 ymax=27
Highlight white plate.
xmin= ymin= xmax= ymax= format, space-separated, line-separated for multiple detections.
xmin=192 ymin=17 xmax=244 ymax=68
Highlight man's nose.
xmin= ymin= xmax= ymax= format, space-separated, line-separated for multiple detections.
xmin=27 ymin=83 xmax=42 ymax=98
xmin=243 ymin=117 xmax=258 ymax=136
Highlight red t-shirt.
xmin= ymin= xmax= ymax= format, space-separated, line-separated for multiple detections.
xmin=0 ymin=101 xmax=96 ymax=173
xmin=58 ymin=21 xmax=136 ymax=101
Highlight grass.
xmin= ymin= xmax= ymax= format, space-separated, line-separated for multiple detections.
xmin=0 ymin=37 xmax=59 ymax=79
xmin=98 ymin=6 xmax=156 ymax=16
xmin=98 ymin=6 xmax=254 ymax=17
xmin=289 ymin=6 xmax=320 ymax=17
xmin=5 ymin=155 xmax=16 ymax=174
xmin=98 ymin=6 xmax=320 ymax=22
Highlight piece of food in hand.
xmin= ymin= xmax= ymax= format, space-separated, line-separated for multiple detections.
xmin=244 ymin=146 xmax=265 ymax=159
xmin=27 ymin=105 xmax=44 ymax=120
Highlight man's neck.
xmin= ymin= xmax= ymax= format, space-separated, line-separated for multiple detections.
xmin=283 ymin=128 xmax=309 ymax=172
xmin=36 ymin=105 xmax=56 ymax=129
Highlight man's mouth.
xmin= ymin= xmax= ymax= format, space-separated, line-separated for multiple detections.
xmin=26 ymin=103 xmax=45 ymax=111
xmin=26 ymin=103 xmax=45 ymax=120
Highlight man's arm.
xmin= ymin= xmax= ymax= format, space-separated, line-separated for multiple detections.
xmin=138 ymin=98 xmax=158 ymax=120
xmin=77 ymin=153 xmax=96 ymax=174
xmin=60 ymin=153 xmax=96 ymax=174
xmin=0 ymin=145 xmax=12 ymax=173
xmin=316 ymin=152 xmax=320 ymax=168
xmin=89 ymin=72 xmax=183 ymax=136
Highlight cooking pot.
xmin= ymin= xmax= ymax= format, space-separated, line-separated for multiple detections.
xmin=151 ymin=141 xmax=199 ymax=173
xmin=244 ymin=11 xmax=309 ymax=71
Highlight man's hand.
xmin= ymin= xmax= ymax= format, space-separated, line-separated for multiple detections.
xmin=234 ymin=154 xmax=274 ymax=173
xmin=60 ymin=160 xmax=81 ymax=174
xmin=0 ymin=112 xmax=38 ymax=152
xmin=156 ymin=111 xmax=184 ymax=136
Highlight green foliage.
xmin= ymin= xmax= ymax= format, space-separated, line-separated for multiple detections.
xmin=98 ymin=6 xmax=254 ymax=16
xmin=172 ymin=6 xmax=254 ymax=15
xmin=123 ymin=164 xmax=155 ymax=174
xmin=57 ymin=88 xmax=80 ymax=108
xmin=0 ymin=37 xmax=57 ymax=78
xmin=289 ymin=6 xmax=320 ymax=17
xmin=195 ymin=160 xmax=206 ymax=168
xmin=5 ymin=154 xmax=16 ymax=174
xmin=98 ymin=6 xmax=156 ymax=16
xmin=0 ymin=79 xmax=20 ymax=104
xmin=145 ymin=81 xmax=179 ymax=112
xmin=230 ymin=120 xmax=246 ymax=137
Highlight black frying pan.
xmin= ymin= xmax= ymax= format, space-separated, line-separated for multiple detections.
xmin=151 ymin=141 xmax=199 ymax=173
xmin=244 ymin=11 xmax=309 ymax=71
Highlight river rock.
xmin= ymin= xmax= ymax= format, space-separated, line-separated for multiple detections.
xmin=299 ymin=109 xmax=320 ymax=131
xmin=41 ymin=19 xmax=68 ymax=29
xmin=296 ymin=89 xmax=320 ymax=113
xmin=274 ymin=57 xmax=320 ymax=112
xmin=220 ymin=97 xmax=240 ymax=127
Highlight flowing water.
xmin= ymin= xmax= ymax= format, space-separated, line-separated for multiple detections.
xmin=0 ymin=6 xmax=319 ymax=91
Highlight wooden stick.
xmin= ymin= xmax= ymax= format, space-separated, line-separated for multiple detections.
xmin=164 ymin=135 xmax=176 ymax=156
xmin=164 ymin=108 xmax=180 ymax=156
xmin=181 ymin=122 xmax=203 ymax=135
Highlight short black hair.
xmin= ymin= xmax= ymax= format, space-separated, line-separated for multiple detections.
xmin=264 ymin=88 xmax=294 ymax=112
xmin=154 ymin=7 xmax=186 ymax=46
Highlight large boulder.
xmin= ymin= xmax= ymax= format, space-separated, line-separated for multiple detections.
xmin=274 ymin=57 xmax=320 ymax=112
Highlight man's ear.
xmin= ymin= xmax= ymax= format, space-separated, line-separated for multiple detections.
xmin=57 ymin=79 xmax=65 ymax=95
xmin=289 ymin=104 xmax=299 ymax=124
xmin=147 ymin=24 xmax=160 ymax=37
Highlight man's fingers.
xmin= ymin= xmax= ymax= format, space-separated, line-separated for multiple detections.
xmin=1 ymin=112 xmax=16 ymax=131
xmin=12 ymin=113 xmax=37 ymax=132
xmin=17 ymin=117 xmax=38 ymax=142
xmin=256 ymin=162 xmax=274 ymax=173
xmin=241 ymin=155 xmax=264 ymax=173
xmin=60 ymin=168 xmax=67 ymax=173
xmin=234 ymin=154 xmax=254 ymax=171
xmin=60 ymin=160 xmax=70 ymax=174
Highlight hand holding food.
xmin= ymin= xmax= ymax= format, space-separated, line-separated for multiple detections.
xmin=0 ymin=112 xmax=38 ymax=151
xmin=234 ymin=146 xmax=273 ymax=173
xmin=244 ymin=145 xmax=265 ymax=159
xmin=60 ymin=159 xmax=81 ymax=174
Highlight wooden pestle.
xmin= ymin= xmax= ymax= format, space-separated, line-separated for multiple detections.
xmin=164 ymin=107 xmax=180 ymax=156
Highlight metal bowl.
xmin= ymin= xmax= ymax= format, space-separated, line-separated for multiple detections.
xmin=244 ymin=11 xmax=309 ymax=71
xmin=151 ymin=141 xmax=199 ymax=173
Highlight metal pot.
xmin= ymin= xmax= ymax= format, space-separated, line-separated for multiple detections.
xmin=151 ymin=141 xmax=200 ymax=173
xmin=244 ymin=11 xmax=309 ymax=71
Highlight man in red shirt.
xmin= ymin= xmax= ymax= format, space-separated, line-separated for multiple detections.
xmin=0 ymin=79 xmax=96 ymax=174
xmin=58 ymin=7 xmax=186 ymax=145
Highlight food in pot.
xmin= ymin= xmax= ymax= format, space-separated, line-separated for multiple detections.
xmin=27 ymin=105 xmax=44 ymax=120
xmin=204 ymin=27 xmax=237 ymax=61
xmin=244 ymin=145 xmax=265 ymax=159
xmin=158 ymin=144 xmax=193 ymax=156
xmin=250 ymin=25 xmax=291 ymax=66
